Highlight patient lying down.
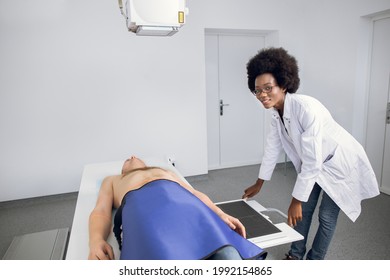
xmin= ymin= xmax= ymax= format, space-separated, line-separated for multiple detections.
xmin=88 ymin=156 xmax=266 ymax=260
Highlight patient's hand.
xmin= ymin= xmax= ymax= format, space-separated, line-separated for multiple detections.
xmin=88 ymin=240 xmax=115 ymax=260
xmin=219 ymin=213 xmax=247 ymax=239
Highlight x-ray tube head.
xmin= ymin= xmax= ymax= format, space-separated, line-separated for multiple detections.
xmin=118 ymin=0 xmax=188 ymax=36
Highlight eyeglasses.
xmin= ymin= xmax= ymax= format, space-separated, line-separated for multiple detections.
xmin=252 ymin=85 xmax=278 ymax=96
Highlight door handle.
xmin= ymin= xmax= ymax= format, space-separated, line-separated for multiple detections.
xmin=387 ymin=102 xmax=390 ymax=124
xmin=220 ymin=99 xmax=230 ymax=116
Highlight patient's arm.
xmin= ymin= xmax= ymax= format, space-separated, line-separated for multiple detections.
xmin=88 ymin=176 xmax=116 ymax=260
xmin=167 ymin=170 xmax=246 ymax=238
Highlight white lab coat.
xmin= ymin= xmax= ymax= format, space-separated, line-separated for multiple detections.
xmin=259 ymin=93 xmax=379 ymax=222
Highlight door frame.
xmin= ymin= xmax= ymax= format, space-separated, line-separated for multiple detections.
xmin=204 ymin=28 xmax=279 ymax=170
xmin=361 ymin=12 xmax=390 ymax=195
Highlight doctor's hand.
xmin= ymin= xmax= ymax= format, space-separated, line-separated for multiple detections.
xmin=242 ymin=179 xmax=264 ymax=199
xmin=219 ymin=212 xmax=247 ymax=238
xmin=287 ymin=197 xmax=303 ymax=227
xmin=88 ymin=240 xmax=115 ymax=260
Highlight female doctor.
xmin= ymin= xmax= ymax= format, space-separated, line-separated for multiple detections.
xmin=242 ymin=47 xmax=379 ymax=260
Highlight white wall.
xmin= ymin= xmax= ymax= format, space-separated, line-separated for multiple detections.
xmin=0 ymin=0 xmax=209 ymax=201
xmin=0 ymin=0 xmax=389 ymax=202
xmin=302 ymin=0 xmax=390 ymax=135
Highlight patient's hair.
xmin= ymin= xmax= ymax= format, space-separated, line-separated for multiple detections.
xmin=246 ymin=47 xmax=300 ymax=94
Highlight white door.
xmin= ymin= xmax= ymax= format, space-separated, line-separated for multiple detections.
xmin=382 ymin=74 xmax=390 ymax=195
xmin=205 ymin=33 xmax=266 ymax=169
xmin=365 ymin=16 xmax=390 ymax=195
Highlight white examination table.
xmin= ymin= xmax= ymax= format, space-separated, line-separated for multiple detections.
xmin=65 ymin=157 xmax=302 ymax=260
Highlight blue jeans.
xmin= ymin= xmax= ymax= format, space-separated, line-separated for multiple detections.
xmin=207 ymin=246 xmax=243 ymax=260
xmin=289 ymin=183 xmax=340 ymax=260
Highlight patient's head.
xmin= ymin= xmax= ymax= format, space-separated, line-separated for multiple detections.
xmin=121 ymin=156 xmax=146 ymax=174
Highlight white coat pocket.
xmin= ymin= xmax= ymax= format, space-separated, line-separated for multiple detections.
xmin=321 ymin=145 xmax=356 ymax=182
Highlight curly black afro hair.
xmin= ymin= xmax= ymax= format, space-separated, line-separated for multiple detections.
xmin=246 ymin=47 xmax=300 ymax=94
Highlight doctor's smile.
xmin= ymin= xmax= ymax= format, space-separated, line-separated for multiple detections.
xmin=254 ymin=74 xmax=286 ymax=111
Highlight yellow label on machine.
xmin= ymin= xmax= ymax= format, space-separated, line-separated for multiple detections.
xmin=178 ymin=11 xmax=185 ymax=23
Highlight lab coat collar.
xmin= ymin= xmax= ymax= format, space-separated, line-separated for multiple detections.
xmin=271 ymin=93 xmax=292 ymax=121
xmin=282 ymin=93 xmax=292 ymax=121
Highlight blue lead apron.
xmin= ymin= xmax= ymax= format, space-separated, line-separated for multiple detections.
xmin=113 ymin=179 xmax=266 ymax=260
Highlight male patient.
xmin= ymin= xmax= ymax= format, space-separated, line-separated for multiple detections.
xmin=88 ymin=156 xmax=266 ymax=260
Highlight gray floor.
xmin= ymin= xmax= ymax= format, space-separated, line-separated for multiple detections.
xmin=0 ymin=163 xmax=389 ymax=260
